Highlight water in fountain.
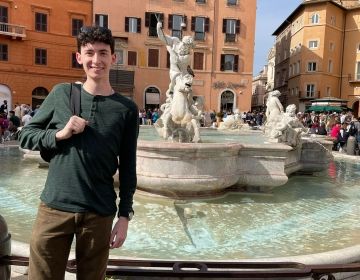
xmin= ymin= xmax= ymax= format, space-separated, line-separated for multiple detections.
xmin=1 ymin=146 xmax=360 ymax=261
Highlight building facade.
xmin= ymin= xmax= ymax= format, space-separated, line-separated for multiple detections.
xmin=251 ymin=65 xmax=267 ymax=111
xmin=272 ymin=0 xmax=360 ymax=116
xmin=0 ymin=0 xmax=93 ymax=110
xmin=94 ymin=0 xmax=256 ymax=113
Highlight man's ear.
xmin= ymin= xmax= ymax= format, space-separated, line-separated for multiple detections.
xmin=76 ymin=52 xmax=83 ymax=65
xmin=111 ymin=53 xmax=117 ymax=65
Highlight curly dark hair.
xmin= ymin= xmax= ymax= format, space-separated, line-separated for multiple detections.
xmin=77 ymin=26 xmax=115 ymax=54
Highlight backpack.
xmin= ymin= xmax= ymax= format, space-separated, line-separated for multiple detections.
xmin=40 ymin=83 xmax=81 ymax=162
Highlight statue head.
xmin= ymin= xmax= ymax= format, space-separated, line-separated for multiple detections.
xmin=285 ymin=104 xmax=297 ymax=116
xmin=182 ymin=36 xmax=194 ymax=47
xmin=269 ymin=90 xmax=281 ymax=97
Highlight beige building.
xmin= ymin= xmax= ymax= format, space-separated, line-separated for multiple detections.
xmin=93 ymin=0 xmax=256 ymax=113
xmin=272 ymin=0 xmax=360 ymax=116
xmin=251 ymin=65 xmax=267 ymax=111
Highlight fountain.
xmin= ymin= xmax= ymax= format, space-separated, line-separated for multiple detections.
xmin=2 ymin=23 xmax=359 ymax=279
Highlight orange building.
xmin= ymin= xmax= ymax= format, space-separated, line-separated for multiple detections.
xmin=272 ymin=0 xmax=360 ymax=115
xmin=93 ymin=0 xmax=256 ymax=113
xmin=0 ymin=0 xmax=92 ymax=111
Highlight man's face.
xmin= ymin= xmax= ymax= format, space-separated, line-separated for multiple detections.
xmin=76 ymin=42 xmax=116 ymax=80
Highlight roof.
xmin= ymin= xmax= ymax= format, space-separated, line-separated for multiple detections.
xmin=272 ymin=0 xmax=345 ymax=36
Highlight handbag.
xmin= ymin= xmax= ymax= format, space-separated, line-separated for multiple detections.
xmin=40 ymin=83 xmax=81 ymax=162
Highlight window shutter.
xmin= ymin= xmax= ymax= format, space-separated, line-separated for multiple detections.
xmin=236 ymin=20 xmax=240 ymax=34
xmin=220 ymin=54 xmax=225 ymax=71
xmin=145 ymin=12 xmax=150 ymax=27
xmin=95 ymin=14 xmax=100 ymax=26
xmin=222 ymin=19 xmax=227 ymax=33
xmin=137 ymin=18 xmax=141 ymax=33
xmin=125 ymin=17 xmax=129 ymax=32
xmin=234 ymin=55 xmax=239 ymax=72
xmin=104 ymin=15 xmax=108 ymax=28
xmin=168 ymin=14 xmax=173 ymax=29
xmin=166 ymin=52 xmax=170 ymax=68
xmin=183 ymin=16 xmax=187 ymax=31
xmin=191 ymin=17 xmax=196 ymax=31
xmin=205 ymin=17 xmax=210 ymax=32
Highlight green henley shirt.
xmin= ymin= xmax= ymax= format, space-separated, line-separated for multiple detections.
xmin=19 ymin=83 xmax=139 ymax=217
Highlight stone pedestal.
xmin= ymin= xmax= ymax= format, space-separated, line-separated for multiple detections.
xmin=0 ymin=215 xmax=11 ymax=280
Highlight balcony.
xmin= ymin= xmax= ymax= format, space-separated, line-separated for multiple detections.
xmin=0 ymin=22 xmax=26 ymax=39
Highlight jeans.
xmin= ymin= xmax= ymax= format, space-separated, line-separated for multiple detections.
xmin=28 ymin=202 xmax=114 ymax=280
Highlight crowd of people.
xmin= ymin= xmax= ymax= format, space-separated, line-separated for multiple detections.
xmin=0 ymin=100 xmax=40 ymax=143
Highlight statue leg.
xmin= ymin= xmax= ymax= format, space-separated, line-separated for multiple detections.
xmin=190 ymin=119 xmax=201 ymax=143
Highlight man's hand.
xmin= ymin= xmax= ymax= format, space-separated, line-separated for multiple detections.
xmin=109 ymin=217 xmax=129 ymax=249
xmin=55 ymin=116 xmax=88 ymax=141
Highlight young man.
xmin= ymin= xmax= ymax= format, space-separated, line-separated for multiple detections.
xmin=19 ymin=26 xmax=139 ymax=280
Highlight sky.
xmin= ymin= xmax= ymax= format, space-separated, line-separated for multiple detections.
xmin=253 ymin=0 xmax=303 ymax=74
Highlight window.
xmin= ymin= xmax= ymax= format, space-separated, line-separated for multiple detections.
xmin=0 ymin=5 xmax=8 ymax=23
xmin=193 ymin=52 xmax=204 ymax=70
xmin=297 ymin=61 xmax=300 ymax=74
xmin=35 ymin=12 xmax=47 ymax=32
xmin=125 ymin=17 xmax=141 ymax=33
xmin=309 ymin=40 xmax=318 ymax=49
xmin=306 ymin=84 xmax=315 ymax=97
xmin=220 ymin=54 xmax=238 ymax=72
xmin=223 ymin=19 xmax=240 ymax=42
xmin=0 ymin=44 xmax=8 ymax=61
xmin=116 ymin=49 xmax=124 ymax=65
xmin=357 ymin=61 xmax=360 ymax=80
xmin=72 ymin=18 xmax=83 ymax=36
xmin=311 ymin=13 xmax=319 ymax=24
xmin=289 ymin=65 xmax=292 ymax=76
xmin=330 ymin=15 xmax=336 ymax=25
xmin=95 ymin=14 xmax=108 ymax=28
xmin=145 ymin=12 xmax=164 ymax=37
xmin=148 ymin=48 xmax=159 ymax=67
xmin=227 ymin=0 xmax=237 ymax=5
xmin=307 ymin=62 xmax=317 ymax=72
xmin=357 ymin=43 xmax=360 ymax=53
xmin=168 ymin=14 xmax=185 ymax=39
xmin=71 ymin=53 xmax=82 ymax=69
xmin=191 ymin=17 xmax=209 ymax=41
xmin=328 ymin=60 xmax=333 ymax=73
xmin=128 ymin=51 xmax=137 ymax=66
xmin=330 ymin=42 xmax=335 ymax=51
xmin=326 ymin=87 xmax=331 ymax=97
xmin=35 ymin=48 xmax=47 ymax=65
xmin=196 ymin=0 xmax=206 ymax=3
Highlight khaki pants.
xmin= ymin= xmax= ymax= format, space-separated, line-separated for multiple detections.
xmin=28 ymin=202 xmax=114 ymax=280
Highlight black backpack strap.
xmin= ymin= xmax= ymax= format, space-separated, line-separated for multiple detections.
xmin=70 ymin=83 xmax=81 ymax=116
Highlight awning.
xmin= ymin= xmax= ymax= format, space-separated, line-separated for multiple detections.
xmin=305 ymin=105 xmax=344 ymax=113
xmin=145 ymin=92 xmax=160 ymax=105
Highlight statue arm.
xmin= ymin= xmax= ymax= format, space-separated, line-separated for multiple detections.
xmin=276 ymin=99 xmax=284 ymax=112
xmin=157 ymin=22 xmax=174 ymax=47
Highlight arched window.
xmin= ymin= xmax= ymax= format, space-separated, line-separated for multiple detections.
xmin=144 ymin=86 xmax=160 ymax=110
xmin=32 ymin=87 xmax=49 ymax=108
xmin=311 ymin=13 xmax=319 ymax=24
xmin=220 ymin=90 xmax=234 ymax=113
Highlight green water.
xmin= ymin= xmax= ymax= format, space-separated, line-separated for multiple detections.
xmin=1 ymin=147 xmax=360 ymax=260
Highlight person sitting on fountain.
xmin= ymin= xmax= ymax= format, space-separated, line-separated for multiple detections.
xmin=157 ymin=21 xmax=195 ymax=98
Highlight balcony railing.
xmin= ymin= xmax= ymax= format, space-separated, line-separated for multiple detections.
xmin=0 ymin=22 xmax=26 ymax=38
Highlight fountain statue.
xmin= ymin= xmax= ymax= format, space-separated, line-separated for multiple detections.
xmin=154 ymin=21 xmax=201 ymax=143
xmin=218 ymin=109 xmax=244 ymax=130
xmin=264 ymin=91 xmax=307 ymax=147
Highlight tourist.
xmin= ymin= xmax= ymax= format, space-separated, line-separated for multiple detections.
xmin=19 ymin=26 xmax=139 ymax=280
xmin=0 ymin=100 xmax=8 ymax=115
xmin=21 ymin=109 xmax=32 ymax=126
xmin=9 ymin=110 xmax=20 ymax=128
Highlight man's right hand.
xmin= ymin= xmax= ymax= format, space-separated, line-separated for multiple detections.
xmin=55 ymin=116 xmax=88 ymax=141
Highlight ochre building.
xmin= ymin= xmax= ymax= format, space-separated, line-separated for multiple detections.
xmin=93 ymin=0 xmax=256 ymax=113
xmin=272 ymin=0 xmax=360 ymax=115
xmin=0 ymin=0 xmax=92 ymax=110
